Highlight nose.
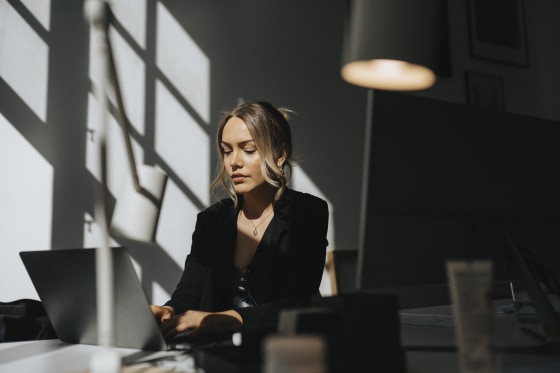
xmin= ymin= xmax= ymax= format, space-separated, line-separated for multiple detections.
xmin=230 ymin=151 xmax=242 ymax=169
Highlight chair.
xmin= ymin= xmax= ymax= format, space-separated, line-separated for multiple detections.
xmin=326 ymin=250 xmax=358 ymax=295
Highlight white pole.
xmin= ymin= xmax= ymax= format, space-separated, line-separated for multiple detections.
xmin=84 ymin=1 xmax=120 ymax=371
xmin=356 ymin=89 xmax=374 ymax=289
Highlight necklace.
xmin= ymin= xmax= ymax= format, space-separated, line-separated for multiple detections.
xmin=243 ymin=209 xmax=274 ymax=236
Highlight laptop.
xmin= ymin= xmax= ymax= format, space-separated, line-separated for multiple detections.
xmin=20 ymin=247 xmax=231 ymax=351
xmin=501 ymin=227 xmax=560 ymax=342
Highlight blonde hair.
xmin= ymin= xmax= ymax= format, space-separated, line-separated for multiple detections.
xmin=210 ymin=101 xmax=294 ymax=206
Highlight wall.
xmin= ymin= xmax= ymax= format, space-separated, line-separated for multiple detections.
xmin=1 ymin=0 xmax=559 ymax=303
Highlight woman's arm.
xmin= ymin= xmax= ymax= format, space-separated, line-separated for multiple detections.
xmin=163 ymin=210 xmax=213 ymax=314
xmin=285 ymin=194 xmax=329 ymax=297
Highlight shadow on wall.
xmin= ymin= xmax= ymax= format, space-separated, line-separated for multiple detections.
xmin=0 ymin=0 xmax=338 ymax=304
xmin=114 ymin=237 xmax=183 ymax=303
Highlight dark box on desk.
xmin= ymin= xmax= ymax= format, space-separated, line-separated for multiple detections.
xmin=193 ymin=292 xmax=406 ymax=373
xmin=193 ymin=345 xmax=260 ymax=373
xmin=311 ymin=291 xmax=407 ymax=373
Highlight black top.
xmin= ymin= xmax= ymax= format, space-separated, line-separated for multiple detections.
xmin=165 ymin=188 xmax=329 ymax=327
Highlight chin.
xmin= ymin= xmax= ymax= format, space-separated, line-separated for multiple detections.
xmin=233 ymin=185 xmax=251 ymax=194
xmin=233 ymin=181 xmax=268 ymax=196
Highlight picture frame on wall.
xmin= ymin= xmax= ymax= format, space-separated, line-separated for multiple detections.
xmin=465 ymin=71 xmax=505 ymax=110
xmin=467 ymin=0 xmax=529 ymax=67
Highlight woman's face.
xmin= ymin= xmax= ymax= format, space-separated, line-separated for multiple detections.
xmin=220 ymin=116 xmax=267 ymax=195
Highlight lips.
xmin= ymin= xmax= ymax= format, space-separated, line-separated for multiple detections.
xmin=232 ymin=173 xmax=246 ymax=184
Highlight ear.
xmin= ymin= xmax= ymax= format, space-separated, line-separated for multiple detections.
xmin=277 ymin=147 xmax=288 ymax=169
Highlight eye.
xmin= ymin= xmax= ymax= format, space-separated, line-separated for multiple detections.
xmin=244 ymin=149 xmax=257 ymax=154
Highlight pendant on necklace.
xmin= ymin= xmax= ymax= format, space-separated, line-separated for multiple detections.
xmin=252 ymin=228 xmax=258 ymax=236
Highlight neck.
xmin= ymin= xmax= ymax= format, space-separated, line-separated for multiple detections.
xmin=241 ymin=185 xmax=276 ymax=218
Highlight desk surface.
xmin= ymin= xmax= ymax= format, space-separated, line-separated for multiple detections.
xmin=400 ymin=301 xmax=560 ymax=373
xmin=2 ymin=337 xmax=560 ymax=373
xmin=2 ymin=302 xmax=560 ymax=373
xmin=401 ymin=301 xmax=547 ymax=349
xmin=0 ymin=340 xmax=193 ymax=373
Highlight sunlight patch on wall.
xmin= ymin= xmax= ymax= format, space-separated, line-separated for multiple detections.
xmin=108 ymin=27 xmax=146 ymax=136
xmin=88 ymin=27 xmax=146 ymax=136
xmin=109 ymin=0 xmax=147 ymax=49
xmin=0 ymin=0 xmax=49 ymax=122
xmin=0 ymin=113 xmax=53 ymax=300
xmin=156 ymin=2 xmax=210 ymax=123
xmin=156 ymin=179 xmax=198 ymax=267
xmin=152 ymin=281 xmax=170 ymax=309
xmin=83 ymin=212 xmax=118 ymax=249
xmin=85 ymin=92 xmax=145 ymax=199
xmin=20 ymin=0 xmax=51 ymax=31
xmin=155 ymin=80 xmax=210 ymax=206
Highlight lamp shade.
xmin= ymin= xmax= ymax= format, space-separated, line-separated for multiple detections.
xmin=341 ymin=0 xmax=450 ymax=91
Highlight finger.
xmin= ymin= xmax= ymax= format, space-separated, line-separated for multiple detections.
xmin=161 ymin=317 xmax=189 ymax=339
xmin=183 ymin=329 xmax=200 ymax=339
xmin=160 ymin=318 xmax=175 ymax=334
xmin=161 ymin=311 xmax=171 ymax=323
xmin=164 ymin=325 xmax=192 ymax=340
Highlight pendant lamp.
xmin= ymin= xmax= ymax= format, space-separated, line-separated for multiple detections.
xmin=341 ymin=0 xmax=450 ymax=91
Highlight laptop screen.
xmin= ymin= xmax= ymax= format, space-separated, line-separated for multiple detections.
xmin=20 ymin=247 xmax=168 ymax=351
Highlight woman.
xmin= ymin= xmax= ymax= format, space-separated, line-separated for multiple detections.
xmin=151 ymin=101 xmax=329 ymax=340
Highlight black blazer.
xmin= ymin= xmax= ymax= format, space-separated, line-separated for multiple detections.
xmin=165 ymin=188 xmax=329 ymax=327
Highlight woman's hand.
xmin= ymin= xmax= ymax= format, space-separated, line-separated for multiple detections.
xmin=160 ymin=309 xmax=243 ymax=340
xmin=150 ymin=305 xmax=175 ymax=323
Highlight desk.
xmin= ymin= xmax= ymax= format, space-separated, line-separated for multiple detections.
xmin=400 ymin=302 xmax=560 ymax=373
xmin=2 ymin=302 xmax=560 ymax=373
xmin=0 ymin=339 xmax=194 ymax=373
